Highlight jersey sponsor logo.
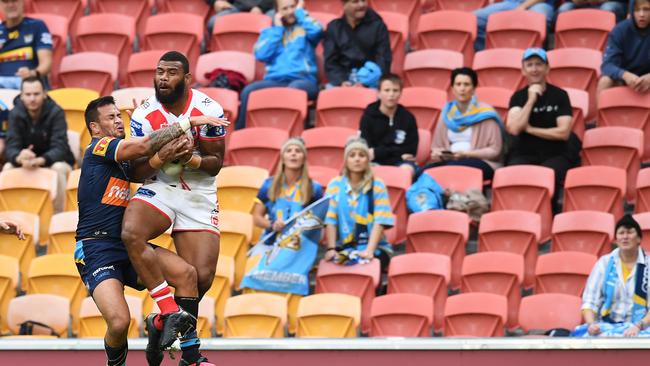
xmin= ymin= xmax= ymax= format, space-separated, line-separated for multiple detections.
xmin=0 ymin=46 xmax=33 ymax=62
xmin=135 ymin=187 xmax=156 ymax=198
xmin=92 ymin=265 xmax=115 ymax=277
xmin=23 ymin=33 xmax=33 ymax=44
xmin=93 ymin=137 xmax=114 ymax=157
xmin=101 ymin=177 xmax=130 ymax=207
xmin=130 ymin=119 xmax=144 ymax=137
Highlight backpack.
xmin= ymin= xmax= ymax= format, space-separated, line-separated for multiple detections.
xmin=204 ymin=68 xmax=248 ymax=93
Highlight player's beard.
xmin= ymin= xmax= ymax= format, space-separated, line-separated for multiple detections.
xmin=155 ymin=78 xmax=186 ymax=105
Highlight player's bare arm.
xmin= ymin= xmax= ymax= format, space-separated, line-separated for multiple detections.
xmin=197 ymin=138 xmax=226 ymax=176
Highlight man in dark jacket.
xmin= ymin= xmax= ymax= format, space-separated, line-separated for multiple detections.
xmin=323 ymin=0 xmax=392 ymax=88
xmin=4 ymin=76 xmax=74 ymax=212
xmin=359 ymin=74 xmax=418 ymax=177
xmin=598 ymin=0 xmax=650 ymax=94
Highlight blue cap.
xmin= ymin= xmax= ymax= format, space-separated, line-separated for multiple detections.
xmin=522 ymin=47 xmax=548 ymax=63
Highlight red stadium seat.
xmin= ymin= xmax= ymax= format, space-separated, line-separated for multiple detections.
xmin=309 ymin=11 xmax=337 ymax=28
xmin=302 ymin=127 xmax=357 ymax=170
xmin=316 ymin=258 xmax=381 ymax=334
xmin=582 ymin=126 xmax=644 ymax=202
xmin=535 ymin=252 xmax=597 ymax=297
xmin=461 ymin=252 xmax=524 ymax=329
xmin=58 ymin=52 xmax=118 ymax=96
xmin=377 ymin=11 xmax=408 ymax=75
xmin=443 ymin=293 xmax=507 ymax=337
xmin=555 ymin=9 xmax=615 ymax=51
xmin=247 ymin=87 xmax=308 ymax=137
xmin=425 ymin=165 xmax=483 ymax=192
xmin=227 ymin=127 xmax=288 ymax=173
xmin=387 ymin=253 xmax=450 ymax=333
xmin=156 ymin=0 xmax=210 ymax=17
xmin=31 ymin=0 xmax=85 ymax=36
xmin=403 ymin=49 xmax=463 ymax=90
xmin=27 ymin=13 xmax=67 ymax=88
xmin=491 ymin=165 xmax=554 ymax=243
xmin=518 ymin=294 xmax=582 ymax=334
xmin=598 ymin=87 xmax=650 ymax=162
xmin=196 ymin=51 xmax=256 ymax=86
xmin=90 ymin=0 xmax=154 ymax=36
xmin=369 ymin=293 xmax=433 ymax=337
xmin=304 ymin=0 xmax=342 ymax=14
xmin=416 ymin=10 xmax=476 ymax=67
xmin=405 ymin=210 xmax=469 ymax=289
xmin=368 ymin=0 xmax=421 ymax=42
xmin=315 ymin=87 xmax=376 ymax=128
xmin=636 ymin=168 xmax=650 ymax=213
xmin=478 ymin=210 xmax=541 ymax=289
xmin=198 ymin=87 xmax=239 ymax=153
xmin=547 ymin=48 xmax=601 ymax=120
xmin=486 ymin=10 xmax=546 ymax=50
xmin=416 ymin=129 xmax=432 ymax=166
xmin=565 ymin=87 xmax=589 ymax=141
xmin=474 ymin=86 xmax=511 ymax=123
xmin=210 ymin=12 xmax=271 ymax=53
xmin=563 ymin=166 xmax=626 ymax=220
xmin=551 ymin=211 xmax=614 ymax=257
xmin=142 ymin=13 xmax=204 ymax=74
xmin=400 ymin=87 xmax=446 ymax=133
xmin=633 ymin=212 xmax=650 ymax=252
xmin=473 ymin=48 xmax=527 ymax=91
xmin=372 ymin=165 xmax=411 ymax=244
xmin=308 ymin=166 xmax=339 ymax=191
xmin=125 ymin=50 xmax=168 ymax=88
xmin=433 ymin=0 xmax=488 ymax=11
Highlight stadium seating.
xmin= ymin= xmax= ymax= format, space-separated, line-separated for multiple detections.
xmin=49 ymin=88 xmax=99 ymax=150
xmin=478 ymin=210 xmax=541 ymax=289
xmin=551 ymin=211 xmax=614 ymax=256
xmin=142 ymin=13 xmax=205 ymax=73
xmin=636 ymin=168 xmax=650 ymax=213
xmin=65 ymin=169 xmax=81 ymax=212
xmin=486 ymin=10 xmax=546 ymax=50
xmin=416 ymin=129 xmax=432 ymax=166
xmin=157 ymin=0 xmax=210 ymax=17
xmin=48 ymin=211 xmax=78 ymax=254
xmin=122 ymin=287 xmax=153 ymax=320
xmin=309 ymin=11 xmax=337 ymax=28
xmin=633 ymin=212 xmax=650 ymax=252
xmin=296 ymin=293 xmax=361 ymax=338
xmin=416 ymin=10 xmax=476 ymax=67
xmin=90 ymin=0 xmax=153 ymax=36
xmin=197 ymin=296 xmax=216 ymax=338
xmin=27 ymin=13 xmax=68 ymax=88
xmin=218 ymin=210 xmax=253 ymax=287
xmin=227 ymin=127 xmax=288 ymax=173
xmin=400 ymin=87 xmax=446 ymax=133
xmin=473 ymin=48 xmax=527 ymax=91
xmin=405 ymin=210 xmax=469 ymax=289
xmin=563 ymin=166 xmax=626 ymax=220
xmin=433 ymin=0 xmax=488 ymax=11
xmin=0 ymin=88 xmax=19 ymax=109
xmin=474 ymin=86 xmax=511 ymax=122
xmin=210 ymin=12 xmax=271 ymax=53
xmin=387 ymin=252 xmax=450 ymax=333
xmin=547 ymin=48 xmax=601 ymax=120
xmin=59 ymin=52 xmax=119 ymax=96
xmin=425 ymin=165 xmax=484 ymax=192
xmin=246 ymin=87 xmax=308 ymax=137
xmin=0 ymin=255 xmax=19 ymax=333
xmin=372 ymin=165 xmax=411 ymax=244
xmin=195 ymin=51 xmax=256 ymax=86
xmin=125 ymin=50 xmax=168 ymax=88
xmin=242 ymin=288 xmax=302 ymax=335
xmin=199 ymin=87 xmax=239 ymax=149
xmin=111 ymin=87 xmax=154 ymax=136
xmin=309 ymin=165 xmax=339 ymax=190
xmin=224 ymin=293 xmax=287 ymax=338
xmin=315 ymin=87 xmax=377 ymax=128
xmin=78 ymin=295 xmax=142 ymax=338
xmin=7 ymin=294 xmax=70 ymax=338
xmin=67 ymin=130 xmax=81 ymax=165
xmin=403 ymin=49 xmax=464 ymax=90
xmin=377 ymin=11 xmax=408 ymax=74
xmin=461 ymin=252 xmax=524 ymax=329
xmin=555 ymin=9 xmax=615 ymax=51
xmin=31 ymin=0 xmax=84 ymax=36
xmin=443 ymin=292 xmax=507 ymax=337
xmin=518 ymin=294 xmax=582 ymax=334
xmin=0 ymin=212 xmax=39 ymax=289
xmin=217 ymin=165 xmax=268 ymax=213
xmin=369 ymin=293 xmax=433 ymax=337
xmin=565 ymin=87 xmax=589 ymax=141
xmin=535 ymin=251 xmax=597 ymax=297
xmin=303 ymin=126 xmax=356 ymax=171
xmin=204 ymin=255 xmax=234 ymax=335
xmin=368 ymin=0 xmax=421 ymax=41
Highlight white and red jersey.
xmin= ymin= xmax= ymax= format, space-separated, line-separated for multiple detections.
xmin=129 ymin=89 xmax=225 ymax=194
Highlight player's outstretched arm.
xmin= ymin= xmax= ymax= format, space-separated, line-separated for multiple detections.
xmin=115 ymin=116 xmax=229 ymax=162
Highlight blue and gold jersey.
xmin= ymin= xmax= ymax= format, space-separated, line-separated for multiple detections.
xmin=76 ymin=137 xmax=131 ymax=241
xmin=0 ymin=17 xmax=52 ymax=76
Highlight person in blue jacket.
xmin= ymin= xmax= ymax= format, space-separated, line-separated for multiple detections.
xmin=235 ymin=0 xmax=322 ymax=130
xmin=598 ymin=0 xmax=650 ymax=94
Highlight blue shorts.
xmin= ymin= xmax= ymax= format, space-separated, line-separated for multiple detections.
xmin=74 ymin=238 xmax=144 ymax=296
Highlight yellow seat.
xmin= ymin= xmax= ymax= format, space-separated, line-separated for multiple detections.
xmin=219 ymin=210 xmax=253 ymax=287
xmin=111 ymin=87 xmax=154 ymax=137
xmin=48 ymin=88 xmax=100 ymax=150
xmin=197 ymin=296 xmax=215 ymax=338
xmin=0 ymin=168 xmax=57 ymax=244
xmin=65 ymin=169 xmax=81 ymax=212
xmin=0 ymin=255 xmax=19 ymax=333
xmin=296 ymin=293 xmax=360 ymax=338
xmin=7 ymin=294 xmax=70 ymax=337
xmin=48 ymin=211 xmax=79 ymax=254
xmin=0 ymin=211 xmax=39 ymax=289
xmin=217 ymin=166 xmax=268 ymax=213
xmin=78 ymin=295 xmax=142 ymax=338
xmin=243 ymin=287 xmax=302 ymax=336
xmin=27 ymin=254 xmax=86 ymax=335
xmin=205 ymin=255 xmax=234 ymax=335
xmin=67 ymin=130 xmax=81 ymax=167
xmin=124 ymin=287 xmax=154 ymax=316
xmin=150 ymin=226 xmax=175 ymax=253
xmin=224 ymin=293 xmax=287 ymax=338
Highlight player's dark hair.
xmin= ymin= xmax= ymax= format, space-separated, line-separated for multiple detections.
xmin=159 ymin=51 xmax=190 ymax=74
xmin=20 ymin=75 xmax=45 ymax=91
xmin=378 ymin=73 xmax=403 ymax=90
xmin=451 ymin=67 xmax=479 ymax=87
xmin=85 ymin=96 xmax=116 ymax=132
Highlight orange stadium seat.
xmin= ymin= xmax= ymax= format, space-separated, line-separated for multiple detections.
xmin=425 ymin=165 xmax=484 ymax=192
xmin=224 ymin=293 xmax=287 ymax=338
xmin=474 ymin=86 xmax=511 ymax=122
xmin=90 ymin=0 xmax=154 ymax=36
xmin=227 ymin=127 xmax=288 ymax=173
xmin=478 ymin=210 xmax=541 ymax=289
xmin=296 ymin=293 xmax=361 ymax=338
xmin=563 ymin=166 xmax=626 ymax=220
xmin=316 ymin=258 xmax=380 ymax=334
xmin=78 ymin=295 xmax=142 ymax=338
xmin=303 ymin=126 xmax=356 ymax=170
xmin=31 ymin=0 xmax=84 ymax=36
xmin=111 ymin=87 xmax=155 ymax=134
xmin=377 ymin=11 xmax=408 ymax=75
xmin=565 ymin=87 xmax=589 ymax=141
xmin=461 ymin=252 xmax=524 ymax=330
xmin=205 ymin=255 xmax=234 ymax=335
xmin=372 ymin=165 xmax=410 ymax=244
xmin=597 ymin=87 xmax=650 ymax=162
xmin=405 ymin=210 xmax=469 ymax=289
xmin=491 ymin=165 xmax=554 ymax=243
xmin=59 ymin=52 xmax=118 ymax=96
xmin=142 ymin=13 xmax=204 ymax=73
xmin=0 ymin=255 xmax=19 ymax=333
xmin=210 ymin=12 xmax=271 ymax=53
xmin=0 ymin=212 xmax=39 ymax=289
xmin=309 ymin=11 xmax=337 ymax=28
xmin=65 ymin=168 xmax=80 ymax=212
xmin=551 ymin=211 xmax=614 ymax=256
xmin=156 ymin=0 xmax=210 ymax=17
xmin=315 ymin=87 xmax=376 ymax=128
xmin=199 ymin=87 xmax=239 ymax=149
xmin=433 ymin=0 xmax=488 ymax=11
xmin=49 ymin=88 xmax=99 ymax=150
xmin=304 ymin=0 xmax=343 ymax=14
xmin=535 ymin=251 xmax=597 ymax=297
xmin=368 ymin=0 xmax=421 ymax=41
xmin=403 ymin=49 xmax=463 ymax=90
xmin=217 ymin=165 xmax=268 ymax=213
xmin=308 ymin=165 xmax=339 ymax=190
xmin=125 ymin=50 xmax=168 ymax=88
xmin=485 ymin=10 xmax=546 ymax=49
xmin=633 ymin=212 xmax=650 ymax=252
xmin=387 ymin=253 xmax=450 ymax=333
xmin=241 ymin=287 xmax=302 ymax=335
xmin=218 ymin=210 xmax=253 ymax=287
xmin=196 ymin=51 xmax=256 ymax=86
xmin=636 ymin=168 xmax=650 ymax=213
xmin=369 ymin=293 xmax=433 ymax=337
xmin=416 ymin=11 xmax=476 ymax=67
xmin=400 ymin=87 xmax=446 ymax=133
xmin=247 ymin=87 xmax=308 ymax=137
xmin=416 ymin=129 xmax=432 ymax=166
xmin=555 ymin=9 xmax=615 ymax=51
xmin=473 ymin=48 xmax=527 ymax=91
xmin=547 ymin=48 xmax=601 ymax=120
xmin=26 ymin=13 xmax=68 ymax=88
xmin=444 ymin=292 xmax=507 ymax=337
xmin=582 ymin=127 xmax=643 ymax=202
xmin=7 ymin=294 xmax=70 ymax=338
xmin=48 ymin=211 xmax=78 ymax=254
xmin=518 ymin=294 xmax=582 ymax=334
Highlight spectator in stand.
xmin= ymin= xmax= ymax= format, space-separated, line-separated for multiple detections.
xmin=575 ymin=215 xmax=650 ymax=337
xmin=424 ymin=67 xmax=503 ymax=181
xmin=323 ymin=0 xmax=391 ymax=88
xmin=558 ymin=0 xmax=628 ymax=22
xmin=359 ymin=74 xmax=418 ymax=177
xmin=474 ymin=0 xmax=556 ymax=51
xmin=4 ymin=76 xmax=74 ymax=213
xmin=235 ymin=0 xmax=322 ymax=130
xmin=505 ymin=48 xmax=580 ymax=212
xmin=324 ymin=138 xmax=394 ymax=269
xmin=206 ymin=0 xmax=275 ymax=33
xmin=598 ymin=0 xmax=650 ymax=94
xmin=0 ymin=0 xmax=53 ymax=90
